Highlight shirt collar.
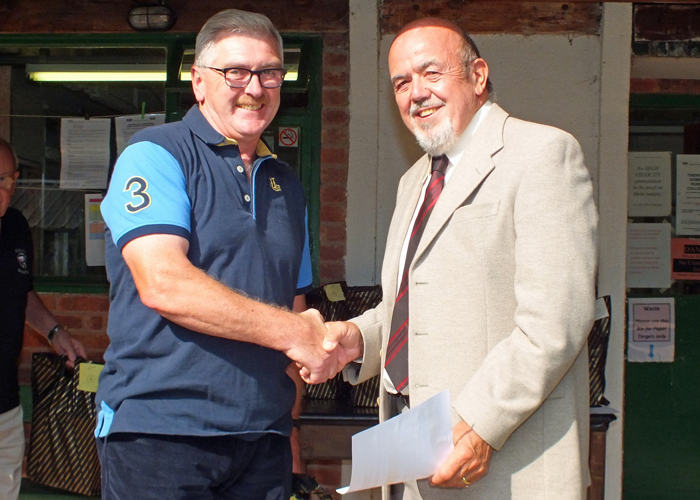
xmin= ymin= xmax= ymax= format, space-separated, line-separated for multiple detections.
xmin=183 ymin=105 xmax=276 ymax=159
xmin=445 ymin=100 xmax=492 ymax=168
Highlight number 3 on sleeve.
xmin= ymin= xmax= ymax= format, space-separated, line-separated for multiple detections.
xmin=124 ymin=176 xmax=151 ymax=213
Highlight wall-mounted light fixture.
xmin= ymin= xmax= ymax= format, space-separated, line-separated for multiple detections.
xmin=26 ymin=64 xmax=191 ymax=82
xmin=127 ymin=4 xmax=176 ymax=32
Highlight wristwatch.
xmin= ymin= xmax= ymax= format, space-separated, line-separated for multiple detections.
xmin=47 ymin=324 xmax=64 ymax=346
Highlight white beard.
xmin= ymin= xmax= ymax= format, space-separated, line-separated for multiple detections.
xmin=409 ymin=100 xmax=459 ymax=156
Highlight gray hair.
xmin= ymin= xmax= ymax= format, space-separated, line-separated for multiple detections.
xmin=455 ymin=29 xmax=494 ymax=95
xmin=0 ymin=137 xmax=18 ymax=172
xmin=195 ymin=9 xmax=284 ymax=68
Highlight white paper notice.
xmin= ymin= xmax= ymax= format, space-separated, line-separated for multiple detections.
xmin=115 ymin=114 xmax=166 ymax=155
xmin=337 ymin=390 xmax=453 ymax=494
xmin=628 ymin=151 xmax=672 ymax=217
xmin=627 ymin=223 xmax=672 ymax=289
xmin=676 ymin=155 xmax=700 ymax=236
xmin=60 ymin=118 xmax=111 ymax=189
xmin=84 ymin=194 xmax=105 ymax=266
xmin=627 ymin=297 xmax=675 ymax=362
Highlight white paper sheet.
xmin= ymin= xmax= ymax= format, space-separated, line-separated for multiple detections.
xmin=115 ymin=113 xmax=166 ymax=155
xmin=627 ymin=297 xmax=675 ymax=363
xmin=676 ymin=155 xmax=700 ymax=236
xmin=60 ymin=118 xmax=111 ymax=189
xmin=626 ymin=223 xmax=672 ymax=289
xmin=628 ymin=151 xmax=672 ymax=217
xmin=337 ymin=390 xmax=454 ymax=494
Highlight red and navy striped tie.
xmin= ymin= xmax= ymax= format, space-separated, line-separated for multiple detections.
xmin=385 ymin=155 xmax=449 ymax=393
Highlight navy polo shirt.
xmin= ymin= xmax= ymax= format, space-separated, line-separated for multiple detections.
xmin=96 ymin=105 xmax=312 ymax=439
xmin=0 ymin=208 xmax=33 ymax=415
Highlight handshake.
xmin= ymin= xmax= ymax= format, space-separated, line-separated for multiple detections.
xmin=289 ymin=309 xmax=365 ymax=385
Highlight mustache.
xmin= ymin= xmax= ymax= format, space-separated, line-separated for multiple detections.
xmin=409 ymin=98 xmax=446 ymax=117
xmin=236 ymin=96 xmax=267 ymax=106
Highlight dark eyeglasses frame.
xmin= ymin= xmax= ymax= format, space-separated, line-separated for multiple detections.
xmin=206 ymin=67 xmax=287 ymax=89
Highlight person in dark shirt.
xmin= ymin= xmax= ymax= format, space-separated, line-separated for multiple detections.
xmin=0 ymin=137 xmax=87 ymax=500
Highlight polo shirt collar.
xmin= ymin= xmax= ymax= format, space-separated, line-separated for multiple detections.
xmin=183 ymin=105 xmax=276 ymax=158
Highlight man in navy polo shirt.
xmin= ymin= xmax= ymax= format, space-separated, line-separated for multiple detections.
xmin=97 ymin=9 xmax=336 ymax=500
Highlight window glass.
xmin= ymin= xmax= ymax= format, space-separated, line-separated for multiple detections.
xmin=1 ymin=46 xmax=167 ymax=279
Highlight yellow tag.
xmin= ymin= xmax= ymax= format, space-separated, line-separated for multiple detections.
xmin=324 ymin=283 xmax=346 ymax=302
xmin=78 ymin=363 xmax=105 ymax=393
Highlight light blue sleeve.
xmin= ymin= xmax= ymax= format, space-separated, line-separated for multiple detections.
xmin=101 ymin=141 xmax=191 ymax=249
xmin=296 ymin=209 xmax=313 ymax=291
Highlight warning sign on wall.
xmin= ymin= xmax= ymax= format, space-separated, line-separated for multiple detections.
xmin=278 ymin=127 xmax=299 ymax=148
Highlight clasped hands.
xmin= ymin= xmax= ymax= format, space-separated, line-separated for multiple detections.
xmin=290 ymin=308 xmax=493 ymax=489
xmin=292 ymin=309 xmax=362 ymax=385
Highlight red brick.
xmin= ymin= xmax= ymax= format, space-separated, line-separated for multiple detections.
xmin=320 ymin=166 xmax=348 ymax=184
xmin=36 ymin=292 xmax=58 ymax=310
xmin=322 ymin=70 xmax=348 ymax=88
xmin=73 ymin=332 xmax=111 ymax=351
xmin=324 ymin=33 xmax=348 ymax=49
xmin=321 ymin=127 xmax=348 ymax=146
xmin=320 ymin=204 xmax=346 ymax=223
xmin=320 ymin=245 xmax=345 ymax=262
xmin=84 ymin=314 xmax=107 ymax=331
xmin=323 ymin=51 xmax=348 ymax=67
xmin=85 ymin=349 xmax=107 ymax=364
xmin=322 ymin=88 xmax=349 ymax=107
xmin=320 ymin=261 xmax=345 ymax=282
xmin=53 ymin=314 xmax=83 ymax=330
xmin=60 ymin=294 xmax=110 ymax=312
xmin=18 ymin=367 xmax=31 ymax=386
xmin=322 ymin=109 xmax=350 ymax=126
xmin=320 ymin=223 xmax=346 ymax=244
xmin=320 ymin=185 xmax=347 ymax=204
xmin=22 ymin=330 xmax=46 ymax=348
xmin=320 ymin=147 xmax=348 ymax=164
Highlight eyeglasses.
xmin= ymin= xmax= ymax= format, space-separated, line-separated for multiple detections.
xmin=0 ymin=174 xmax=16 ymax=190
xmin=206 ymin=67 xmax=287 ymax=89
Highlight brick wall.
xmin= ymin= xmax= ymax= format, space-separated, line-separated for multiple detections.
xmin=18 ymin=293 xmax=110 ymax=385
xmin=319 ymin=32 xmax=350 ymax=284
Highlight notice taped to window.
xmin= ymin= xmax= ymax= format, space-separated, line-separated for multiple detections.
xmin=627 ymin=298 xmax=675 ymax=363
xmin=671 ymin=238 xmax=700 ymax=280
xmin=676 ymin=155 xmax=700 ymax=236
xmin=628 ymin=151 xmax=672 ymax=217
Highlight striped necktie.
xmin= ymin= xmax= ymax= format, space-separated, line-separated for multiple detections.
xmin=385 ymin=155 xmax=449 ymax=393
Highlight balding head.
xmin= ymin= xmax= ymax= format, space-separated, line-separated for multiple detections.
xmin=391 ymin=17 xmax=492 ymax=95
xmin=0 ymin=137 xmax=17 ymax=173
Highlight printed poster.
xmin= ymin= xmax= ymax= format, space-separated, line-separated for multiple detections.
xmin=671 ymin=238 xmax=700 ymax=280
xmin=626 ymin=223 xmax=672 ymax=289
xmin=676 ymin=155 xmax=700 ymax=235
xmin=115 ymin=113 xmax=166 ymax=155
xmin=628 ymin=151 xmax=672 ymax=217
xmin=84 ymin=194 xmax=105 ymax=266
xmin=627 ymin=298 xmax=675 ymax=363
xmin=60 ymin=118 xmax=111 ymax=189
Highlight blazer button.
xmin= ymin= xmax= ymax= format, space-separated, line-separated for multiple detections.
xmin=376 ymin=397 xmax=381 ymax=406
xmin=379 ymin=349 xmax=383 ymax=358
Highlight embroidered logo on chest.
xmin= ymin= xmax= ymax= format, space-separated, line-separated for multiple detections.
xmin=15 ymin=248 xmax=29 ymax=273
xmin=269 ymin=177 xmax=281 ymax=192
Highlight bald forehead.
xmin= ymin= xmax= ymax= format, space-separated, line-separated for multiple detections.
xmin=0 ymin=143 xmax=17 ymax=172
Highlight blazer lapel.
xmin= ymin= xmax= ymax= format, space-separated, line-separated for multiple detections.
xmin=413 ymin=104 xmax=508 ymax=264
xmin=382 ymin=155 xmax=431 ymax=298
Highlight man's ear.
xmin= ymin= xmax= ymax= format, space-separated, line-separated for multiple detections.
xmin=191 ymin=66 xmax=206 ymax=104
xmin=470 ymin=58 xmax=489 ymax=96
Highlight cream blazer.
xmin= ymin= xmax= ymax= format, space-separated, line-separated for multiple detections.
xmin=344 ymin=104 xmax=599 ymax=500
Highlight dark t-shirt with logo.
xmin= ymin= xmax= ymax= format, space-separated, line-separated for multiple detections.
xmin=0 ymin=207 xmax=33 ymax=414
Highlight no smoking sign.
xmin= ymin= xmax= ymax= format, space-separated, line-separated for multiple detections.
xmin=278 ymin=127 xmax=299 ymax=148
